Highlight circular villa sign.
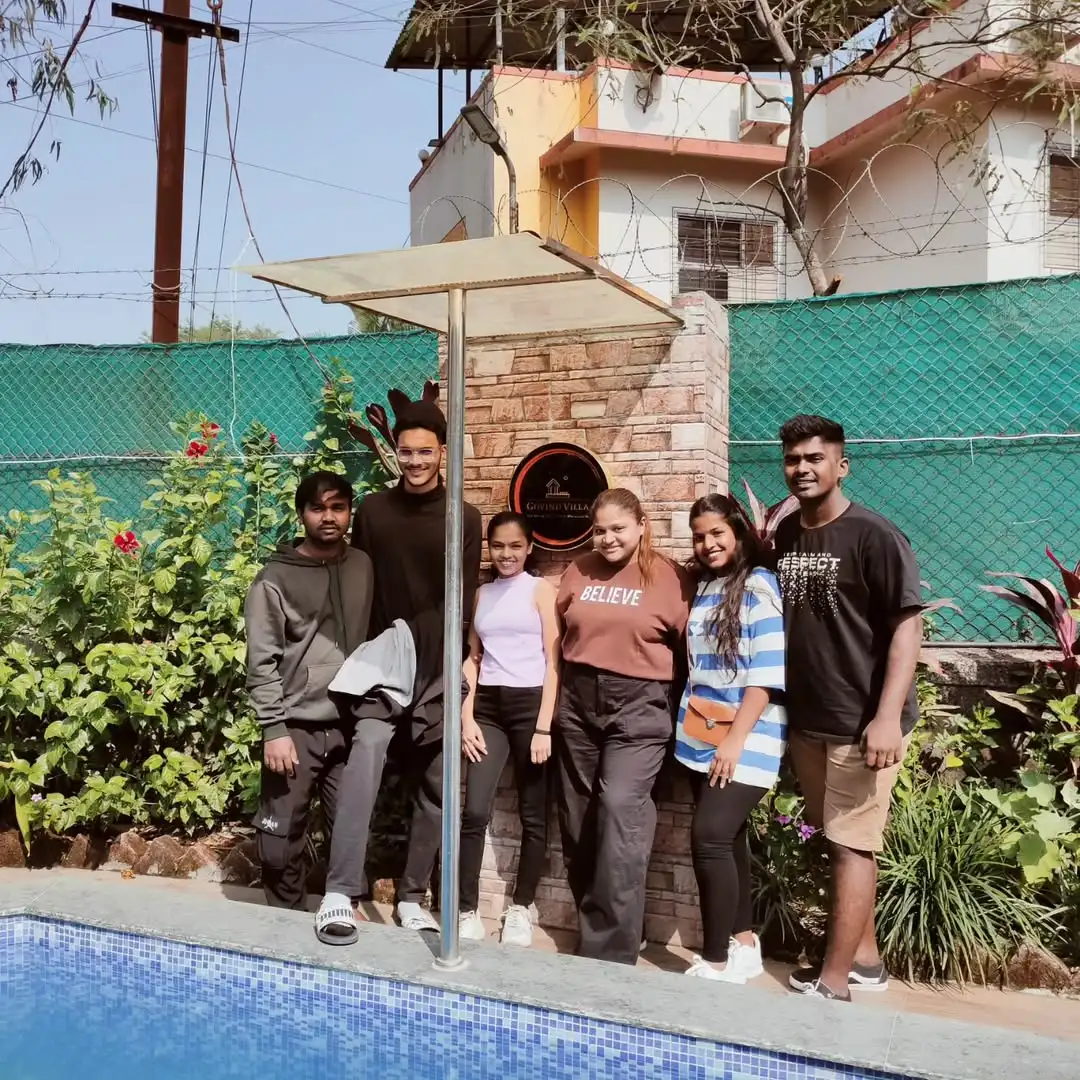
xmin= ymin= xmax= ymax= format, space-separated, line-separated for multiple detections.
xmin=509 ymin=442 xmax=608 ymax=551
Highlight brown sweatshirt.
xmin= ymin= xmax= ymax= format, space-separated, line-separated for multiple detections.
xmin=557 ymin=551 xmax=693 ymax=681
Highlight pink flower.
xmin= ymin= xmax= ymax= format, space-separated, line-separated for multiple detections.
xmin=31 ymin=793 xmax=43 ymax=803
xmin=775 ymin=814 xmax=792 ymax=826
xmin=113 ymin=531 xmax=140 ymax=556
xmin=269 ymin=433 xmax=279 ymax=448
xmin=200 ymin=421 xmax=221 ymax=441
xmin=186 ymin=440 xmax=209 ymax=458
xmin=798 ymin=823 xmax=818 ymax=842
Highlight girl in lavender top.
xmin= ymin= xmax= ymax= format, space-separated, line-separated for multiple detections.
xmin=458 ymin=512 xmax=561 ymax=947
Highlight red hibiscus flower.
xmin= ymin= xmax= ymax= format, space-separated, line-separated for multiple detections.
xmin=113 ymin=531 xmax=140 ymax=556
xmin=186 ymin=440 xmax=209 ymax=458
xmin=200 ymin=421 xmax=221 ymax=441
xmin=269 ymin=433 xmax=279 ymax=448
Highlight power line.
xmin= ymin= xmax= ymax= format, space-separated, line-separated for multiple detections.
xmin=3 ymin=99 xmax=407 ymax=204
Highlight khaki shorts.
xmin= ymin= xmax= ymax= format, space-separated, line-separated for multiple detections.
xmin=788 ymin=731 xmax=911 ymax=853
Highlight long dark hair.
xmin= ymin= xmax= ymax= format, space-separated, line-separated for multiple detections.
xmin=486 ymin=511 xmax=539 ymax=581
xmin=687 ymin=494 xmax=766 ymax=671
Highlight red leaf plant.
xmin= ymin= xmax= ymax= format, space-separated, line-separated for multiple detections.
xmin=982 ymin=547 xmax=1080 ymax=693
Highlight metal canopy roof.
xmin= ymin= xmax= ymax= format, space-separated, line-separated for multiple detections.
xmin=385 ymin=0 xmax=894 ymax=72
xmin=241 ymin=233 xmax=681 ymax=341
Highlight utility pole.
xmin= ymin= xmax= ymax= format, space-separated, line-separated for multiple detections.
xmin=112 ymin=3 xmax=239 ymax=343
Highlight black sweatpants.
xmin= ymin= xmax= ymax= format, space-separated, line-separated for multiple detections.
xmin=459 ymin=684 xmax=548 ymax=913
xmin=690 ymin=775 xmax=767 ymax=963
xmin=254 ymin=722 xmax=350 ymax=910
xmin=555 ymin=662 xmax=672 ymax=966
xmin=325 ymin=714 xmax=443 ymax=905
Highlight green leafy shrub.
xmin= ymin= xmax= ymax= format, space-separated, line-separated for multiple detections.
xmin=0 ymin=371 xmax=389 ymax=850
xmin=877 ymin=783 xmax=1056 ymax=984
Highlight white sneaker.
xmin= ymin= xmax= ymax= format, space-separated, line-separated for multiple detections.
xmin=396 ymin=901 xmax=439 ymax=932
xmin=500 ymin=903 xmax=537 ymax=947
xmin=459 ymin=910 xmax=486 ymax=941
xmin=729 ymin=934 xmax=764 ymax=980
xmin=685 ymin=954 xmax=746 ymax=983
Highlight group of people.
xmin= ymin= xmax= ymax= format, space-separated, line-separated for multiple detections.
xmin=245 ymin=406 xmax=923 ymax=1003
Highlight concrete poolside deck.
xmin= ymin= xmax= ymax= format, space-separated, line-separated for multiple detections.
xmin=2 ymin=867 xmax=1079 ymax=1080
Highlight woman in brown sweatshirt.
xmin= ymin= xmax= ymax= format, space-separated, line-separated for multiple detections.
xmin=555 ymin=488 xmax=693 ymax=965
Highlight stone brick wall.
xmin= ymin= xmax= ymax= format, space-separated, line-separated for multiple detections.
xmin=446 ymin=293 xmax=730 ymax=948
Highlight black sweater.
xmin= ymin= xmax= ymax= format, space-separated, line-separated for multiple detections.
xmin=350 ymin=479 xmax=482 ymax=645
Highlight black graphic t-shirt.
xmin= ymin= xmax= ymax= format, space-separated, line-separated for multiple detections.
xmin=774 ymin=503 xmax=923 ymax=742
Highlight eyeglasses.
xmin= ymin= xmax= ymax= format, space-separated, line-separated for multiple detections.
xmin=395 ymin=448 xmax=438 ymax=462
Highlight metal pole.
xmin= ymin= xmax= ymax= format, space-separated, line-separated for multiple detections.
xmin=555 ymin=7 xmax=566 ymax=73
xmin=495 ymin=3 xmax=504 ymax=66
xmin=152 ymin=0 xmax=191 ymax=344
xmin=436 ymin=286 xmax=467 ymax=970
xmin=498 ymin=149 xmax=519 ymax=234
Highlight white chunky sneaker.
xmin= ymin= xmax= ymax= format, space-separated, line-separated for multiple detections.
xmin=396 ymin=901 xmax=439 ymax=932
xmin=729 ymin=934 xmax=765 ymax=980
xmin=500 ymin=903 xmax=537 ymax=947
xmin=459 ymin=910 xmax=487 ymax=941
xmin=685 ymin=955 xmax=746 ymax=984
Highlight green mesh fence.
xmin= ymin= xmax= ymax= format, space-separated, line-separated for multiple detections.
xmin=0 ymin=332 xmax=439 ymax=540
xmin=728 ymin=274 xmax=1080 ymax=642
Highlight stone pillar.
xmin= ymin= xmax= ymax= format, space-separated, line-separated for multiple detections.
xmin=446 ymin=293 xmax=730 ymax=947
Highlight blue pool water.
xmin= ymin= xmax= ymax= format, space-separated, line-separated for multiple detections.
xmin=1 ymin=916 xmax=908 ymax=1080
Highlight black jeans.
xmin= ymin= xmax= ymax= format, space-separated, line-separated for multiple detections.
xmin=459 ymin=684 xmax=548 ymax=913
xmin=254 ymin=722 xmax=350 ymax=910
xmin=325 ymin=714 xmax=443 ymax=906
xmin=555 ymin=662 xmax=672 ymax=966
xmin=690 ymin=774 xmax=768 ymax=963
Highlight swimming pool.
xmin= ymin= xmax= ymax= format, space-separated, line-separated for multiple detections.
xmin=0 ymin=914 xmax=909 ymax=1080
xmin=1 ymin=877 xmax=1071 ymax=1080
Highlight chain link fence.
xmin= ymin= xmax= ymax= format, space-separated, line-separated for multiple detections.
xmin=0 ymin=332 xmax=439 ymax=543
xmin=728 ymin=274 xmax=1080 ymax=642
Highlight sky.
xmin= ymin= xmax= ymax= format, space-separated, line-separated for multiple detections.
xmin=0 ymin=0 xmax=473 ymax=345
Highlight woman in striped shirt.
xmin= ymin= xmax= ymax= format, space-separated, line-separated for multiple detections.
xmin=675 ymin=494 xmax=787 ymax=983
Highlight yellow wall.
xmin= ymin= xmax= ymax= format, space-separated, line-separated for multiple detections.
xmin=483 ymin=68 xmax=599 ymax=257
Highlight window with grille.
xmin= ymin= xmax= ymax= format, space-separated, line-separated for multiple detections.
xmin=675 ymin=212 xmax=781 ymax=302
xmin=1046 ymin=152 xmax=1080 ymax=273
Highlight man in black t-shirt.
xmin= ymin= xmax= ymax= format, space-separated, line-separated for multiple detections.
xmin=773 ymin=415 xmax=923 ymax=1002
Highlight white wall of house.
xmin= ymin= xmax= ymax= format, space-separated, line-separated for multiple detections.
xmin=593 ymin=157 xmax=814 ymax=303
xmin=409 ymin=112 xmax=495 ymax=245
xmin=817 ymin=134 xmax=992 ymax=293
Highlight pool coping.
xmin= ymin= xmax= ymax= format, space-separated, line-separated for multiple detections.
xmin=1 ymin=872 xmax=1076 ymax=1080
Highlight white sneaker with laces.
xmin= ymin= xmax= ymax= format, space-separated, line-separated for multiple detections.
xmin=729 ymin=934 xmax=765 ymax=980
xmin=459 ymin=910 xmax=486 ymax=941
xmin=396 ymin=901 xmax=439 ymax=932
xmin=685 ymin=955 xmax=746 ymax=984
xmin=500 ymin=903 xmax=537 ymax=947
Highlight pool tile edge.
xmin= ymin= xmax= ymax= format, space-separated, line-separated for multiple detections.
xmin=4 ymin=872 xmax=1078 ymax=1080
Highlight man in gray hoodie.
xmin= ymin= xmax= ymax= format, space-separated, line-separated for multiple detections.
xmin=245 ymin=471 xmax=373 ymax=914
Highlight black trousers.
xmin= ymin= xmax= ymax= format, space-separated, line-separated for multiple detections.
xmin=254 ymin=722 xmax=350 ymax=910
xmin=325 ymin=714 xmax=443 ymax=905
xmin=459 ymin=684 xmax=548 ymax=913
xmin=555 ymin=662 xmax=672 ymax=966
xmin=690 ymin=775 xmax=767 ymax=963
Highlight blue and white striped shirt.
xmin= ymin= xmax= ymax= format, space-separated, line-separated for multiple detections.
xmin=675 ymin=568 xmax=787 ymax=789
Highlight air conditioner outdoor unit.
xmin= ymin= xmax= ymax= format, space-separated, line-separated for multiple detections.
xmin=739 ymin=81 xmax=790 ymax=144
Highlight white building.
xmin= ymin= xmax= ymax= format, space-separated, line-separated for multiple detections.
xmin=392 ymin=0 xmax=1080 ymax=301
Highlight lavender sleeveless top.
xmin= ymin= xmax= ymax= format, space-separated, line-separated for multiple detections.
xmin=474 ymin=573 xmax=546 ymax=688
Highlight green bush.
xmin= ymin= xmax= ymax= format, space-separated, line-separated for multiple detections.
xmin=0 ymin=373 xmax=385 ymax=850
xmin=877 ymin=783 xmax=1056 ymax=984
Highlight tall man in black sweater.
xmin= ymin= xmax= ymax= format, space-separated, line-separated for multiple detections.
xmin=350 ymin=401 xmax=482 ymax=931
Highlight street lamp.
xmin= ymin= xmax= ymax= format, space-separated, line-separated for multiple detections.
xmin=460 ymin=103 xmax=519 ymax=234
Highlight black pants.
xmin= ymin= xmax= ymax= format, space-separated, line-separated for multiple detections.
xmin=325 ymin=715 xmax=443 ymax=905
xmin=254 ymin=723 xmax=349 ymax=910
xmin=555 ymin=662 xmax=672 ymax=966
xmin=690 ymin=775 xmax=767 ymax=963
xmin=459 ymin=684 xmax=548 ymax=913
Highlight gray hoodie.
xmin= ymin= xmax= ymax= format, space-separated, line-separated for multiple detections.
xmin=244 ymin=541 xmax=373 ymax=741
